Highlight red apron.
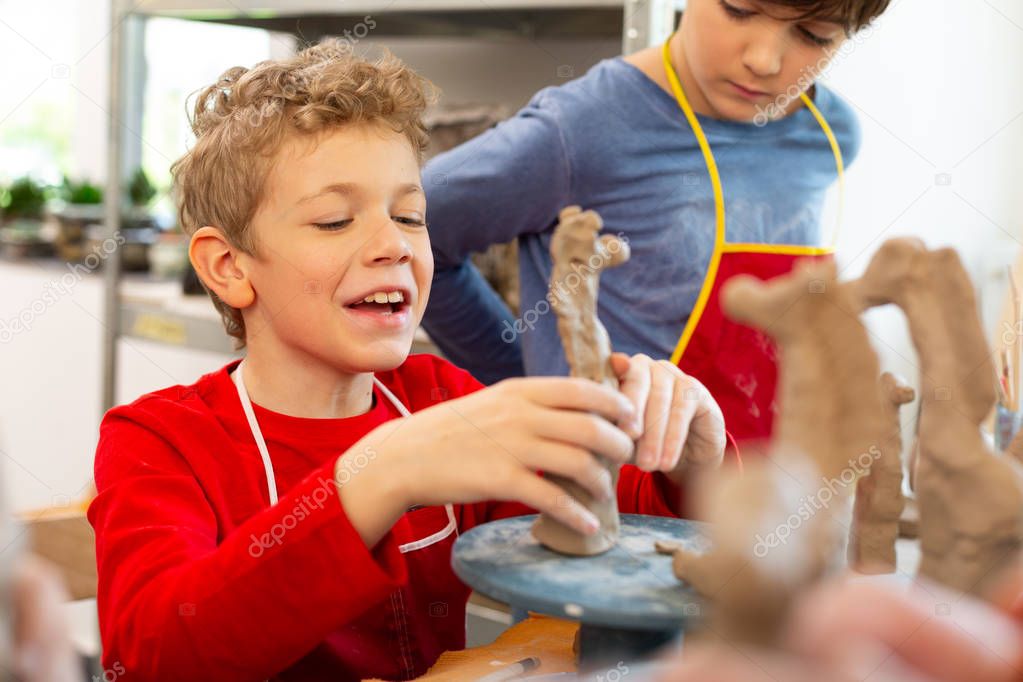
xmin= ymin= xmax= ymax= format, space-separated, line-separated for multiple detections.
xmin=661 ymin=40 xmax=846 ymax=449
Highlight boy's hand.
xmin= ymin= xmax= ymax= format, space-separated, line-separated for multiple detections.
xmin=610 ymin=353 xmax=725 ymax=474
xmin=659 ymin=575 xmax=1023 ymax=682
xmin=337 ymin=377 xmax=636 ymax=546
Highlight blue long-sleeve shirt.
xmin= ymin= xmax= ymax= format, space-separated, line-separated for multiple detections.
xmin=422 ymin=57 xmax=860 ymax=385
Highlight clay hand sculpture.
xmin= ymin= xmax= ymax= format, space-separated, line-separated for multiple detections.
xmin=532 ymin=205 xmax=631 ymax=556
xmin=848 ymin=372 xmax=913 ymax=573
xmin=665 ymin=258 xmax=889 ymax=644
xmin=850 ymin=238 xmax=1023 ymax=596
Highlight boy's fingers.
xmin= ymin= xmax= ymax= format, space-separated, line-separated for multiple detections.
xmin=636 ymin=364 xmax=673 ymax=470
xmin=609 ymin=352 xmax=632 ymax=379
xmin=989 ymin=559 xmax=1023 ymax=618
xmin=615 ymin=353 xmax=649 ymax=439
xmin=659 ymin=370 xmax=700 ymax=471
xmin=516 ymin=377 xmax=633 ymax=424
xmin=787 ymin=579 xmax=1023 ymax=682
xmin=513 ymin=475 xmax=601 ymax=537
xmin=525 ymin=443 xmax=614 ymax=502
xmin=533 ymin=410 xmax=635 ymax=464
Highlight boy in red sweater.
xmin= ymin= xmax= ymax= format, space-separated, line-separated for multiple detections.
xmin=88 ymin=41 xmax=726 ymax=681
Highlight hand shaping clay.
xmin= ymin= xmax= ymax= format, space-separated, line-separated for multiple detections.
xmin=668 ymin=259 xmax=889 ymax=644
xmin=850 ymin=238 xmax=1023 ymax=596
xmin=531 ymin=206 xmax=631 ymax=556
xmin=848 ymin=372 xmax=913 ymax=573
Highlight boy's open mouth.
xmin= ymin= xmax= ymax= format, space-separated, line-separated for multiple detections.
xmin=345 ymin=289 xmax=410 ymax=316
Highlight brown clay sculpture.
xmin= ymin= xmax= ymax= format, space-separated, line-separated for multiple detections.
xmin=848 ymin=372 xmax=913 ymax=573
xmin=850 ymin=238 xmax=1023 ymax=596
xmin=666 ymin=258 xmax=889 ymax=644
xmin=531 ymin=206 xmax=631 ymax=556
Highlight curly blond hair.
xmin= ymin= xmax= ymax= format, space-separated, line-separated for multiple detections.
xmin=171 ymin=40 xmax=435 ymax=347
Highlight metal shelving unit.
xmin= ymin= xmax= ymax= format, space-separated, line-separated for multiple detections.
xmin=101 ymin=0 xmax=683 ymax=410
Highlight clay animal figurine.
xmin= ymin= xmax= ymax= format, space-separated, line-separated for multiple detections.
xmin=665 ymin=258 xmax=888 ymax=644
xmin=848 ymin=372 xmax=913 ymax=573
xmin=532 ymin=205 xmax=631 ymax=556
xmin=850 ymin=238 xmax=1023 ymax=596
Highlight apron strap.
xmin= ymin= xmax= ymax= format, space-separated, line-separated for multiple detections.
xmin=233 ymin=361 xmax=280 ymax=506
xmin=233 ymin=361 xmax=458 ymax=549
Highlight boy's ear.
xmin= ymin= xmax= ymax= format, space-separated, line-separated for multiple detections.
xmin=189 ymin=226 xmax=256 ymax=309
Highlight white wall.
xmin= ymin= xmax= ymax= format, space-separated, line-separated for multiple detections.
xmin=70 ymin=0 xmax=113 ymax=182
xmin=822 ymin=0 xmax=1023 ymax=410
xmin=0 ymin=262 xmax=233 ymax=513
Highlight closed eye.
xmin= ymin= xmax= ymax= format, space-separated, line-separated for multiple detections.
xmin=798 ymin=26 xmax=834 ymax=47
xmin=313 ymin=219 xmax=353 ymax=231
xmin=394 ymin=217 xmax=427 ymax=227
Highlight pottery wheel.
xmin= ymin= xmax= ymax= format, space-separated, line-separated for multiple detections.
xmin=452 ymin=514 xmax=710 ymax=666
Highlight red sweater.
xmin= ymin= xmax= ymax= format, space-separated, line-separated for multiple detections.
xmin=89 ymin=355 xmax=683 ymax=681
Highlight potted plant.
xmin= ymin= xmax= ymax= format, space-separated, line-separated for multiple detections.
xmin=0 ymin=177 xmax=53 ymax=258
xmin=52 ymin=176 xmax=104 ymax=263
xmin=94 ymin=168 xmax=159 ymax=271
xmin=128 ymin=168 xmax=157 ymax=212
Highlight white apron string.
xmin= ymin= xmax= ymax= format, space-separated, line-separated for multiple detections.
xmin=232 ymin=360 xmax=458 ymax=552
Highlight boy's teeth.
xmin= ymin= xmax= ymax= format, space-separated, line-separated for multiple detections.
xmin=361 ymin=291 xmax=405 ymax=304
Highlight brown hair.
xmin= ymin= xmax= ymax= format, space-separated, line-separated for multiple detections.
xmin=761 ymin=0 xmax=891 ymax=32
xmin=171 ymin=40 xmax=435 ymax=346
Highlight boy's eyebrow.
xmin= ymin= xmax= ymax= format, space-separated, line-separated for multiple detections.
xmin=295 ymin=182 xmax=423 ymax=205
xmin=296 ymin=182 xmax=358 ymax=205
xmin=396 ymin=183 xmax=424 ymax=198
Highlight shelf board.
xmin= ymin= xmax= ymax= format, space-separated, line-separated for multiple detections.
xmin=125 ymin=0 xmax=627 ymax=15
xmin=123 ymin=1 xmax=628 ymax=40
xmin=119 ymin=299 xmax=238 ymax=355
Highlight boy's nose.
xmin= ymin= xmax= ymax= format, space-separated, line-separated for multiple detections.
xmin=742 ymin=31 xmax=784 ymax=79
xmin=365 ymin=220 xmax=413 ymax=266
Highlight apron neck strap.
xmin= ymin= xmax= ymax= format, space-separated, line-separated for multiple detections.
xmin=660 ymin=37 xmax=846 ymax=248
xmin=231 ymin=360 xmax=410 ymax=505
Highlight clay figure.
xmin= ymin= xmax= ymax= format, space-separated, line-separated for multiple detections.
xmin=532 ymin=206 xmax=631 ymax=556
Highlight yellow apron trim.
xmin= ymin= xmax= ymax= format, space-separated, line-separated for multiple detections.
xmin=800 ymin=93 xmax=845 ymax=249
xmin=663 ymin=39 xmax=725 ymax=364
xmin=663 ymin=38 xmax=845 ymax=364
xmin=720 ymin=243 xmax=834 ymax=256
